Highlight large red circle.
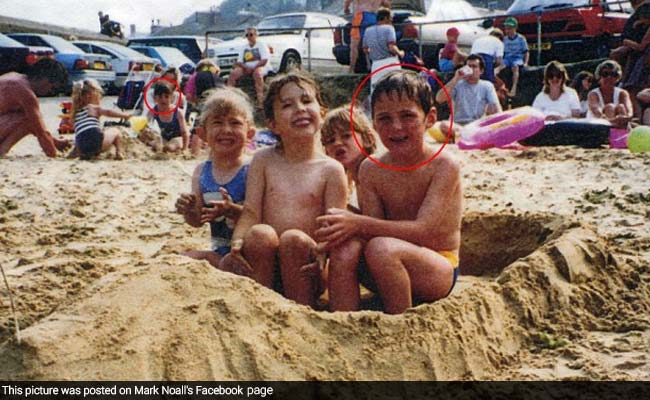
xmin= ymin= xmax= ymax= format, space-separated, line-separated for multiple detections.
xmin=349 ymin=62 xmax=454 ymax=172
xmin=143 ymin=77 xmax=182 ymax=116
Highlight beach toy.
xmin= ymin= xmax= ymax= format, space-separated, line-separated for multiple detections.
xmin=609 ymin=128 xmax=630 ymax=149
xmin=522 ymin=118 xmax=611 ymax=148
xmin=57 ymin=101 xmax=74 ymax=134
xmin=628 ymin=126 xmax=650 ymax=153
xmin=427 ymin=122 xmax=446 ymax=143
xmin=458 ymin=106 xmax=545 ymax=150
xmin=130 ymin=115 xmax=148 ymax=133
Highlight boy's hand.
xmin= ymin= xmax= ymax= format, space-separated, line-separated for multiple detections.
xmin=176 ymin=193 xmax=197 ymax=215
xmin=300 ymin=247 xmax=327 ymax=295
xmin=315 ymin=208 xmax=361 ymax=250
xmin=219 ymin=249 xmax=253 ymax=277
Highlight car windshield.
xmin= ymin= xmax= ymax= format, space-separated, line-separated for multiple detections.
xmin=100 ymin=42 xmax=150 ymax=59
xmin=508 ymin=0 xmax=588 ymax=13
xmin=257 ymin=15 xmax=306 ymax=33
xmin=42 ymin=35 xmax=84 ymax=53
xmin=426 ymin=0 xmax=482 ymax=21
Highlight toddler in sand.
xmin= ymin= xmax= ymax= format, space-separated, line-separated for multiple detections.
xmin=316 ymin=70 xmax=463 ymax=314
xmin=69 ymin=79 xmax=130 ymax=160
xmin=219 ymin=71 xmax=360 ymax=311
xmin=144 ymin=81 xmax=188 ymax=152
xmin=175 ymin=87 xmax=255 ymax=268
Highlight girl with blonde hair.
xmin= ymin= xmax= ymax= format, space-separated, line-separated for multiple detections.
xmin=70 ymin=79 xmax=130 ymax=159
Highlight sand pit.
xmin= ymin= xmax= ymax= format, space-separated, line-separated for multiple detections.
xmin=1 ymin=138 xmax=649 ymax=380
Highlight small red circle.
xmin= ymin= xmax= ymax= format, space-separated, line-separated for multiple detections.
xmin=349 ymin=62 xmax=454 ymax=172
xmin=143 ymin=77 xmax=182 ymax=116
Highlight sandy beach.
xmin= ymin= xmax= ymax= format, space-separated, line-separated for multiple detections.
xmin=0 ymin=96 xmax=649 ymax=380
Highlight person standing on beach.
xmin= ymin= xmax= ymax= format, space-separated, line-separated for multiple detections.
xmin=0 ymin=59 xmax=71 ymax=158
xmin=344 ymin=0 xmax=391 ymax=73
xmin=362 ymin=7 xmax=404 ymax=93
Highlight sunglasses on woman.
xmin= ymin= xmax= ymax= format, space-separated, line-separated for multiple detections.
xmin=600 ymin=71 xmax=620 ymax=78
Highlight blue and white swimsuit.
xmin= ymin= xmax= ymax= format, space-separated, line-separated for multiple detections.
xmin=199 ymin=161 xmax=249 ymax=256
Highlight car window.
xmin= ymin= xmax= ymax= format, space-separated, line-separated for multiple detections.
xmin=11 ymin=35 xmax=47 ymax=48
xmin=91 ymin=45 xmax=115 ymax=58
xmin=309 ymin=17 xmax=332 ymax=38
xmin=74 ymin=43 xmax=92 ymax=53
xmin=41 ymin=35 xmax=84 ymax=53
xmin=257 ymin=15 xmax=307 ymax=31
xmin=0 ymin=34 xmax=25 ymax=47
xmin=128 ymin=38 xmax=201 ymax=61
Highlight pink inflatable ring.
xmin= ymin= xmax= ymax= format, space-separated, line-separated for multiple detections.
xmin=458 ymin=106 xmax=545 ymax=150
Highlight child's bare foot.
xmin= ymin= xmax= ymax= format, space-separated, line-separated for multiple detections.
xmin=115 ymin=151 xmax=124 ymax=160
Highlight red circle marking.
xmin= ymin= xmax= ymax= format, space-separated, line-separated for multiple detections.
xmin=349 ymin=62 xmax=454 ymax=172
xmin=143 ymin=77 xmax=182 ymax=116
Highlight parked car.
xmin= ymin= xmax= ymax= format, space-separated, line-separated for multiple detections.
xmin=73 ymin=40 xmax=160 ymax=90
xmin=129 ymin=45 xmax=195 ymax=78
xmin=0 ymin=33 xmax=56 ymax=75
xmin=127 ymin=36 xmax=222 ymax=64
xmin=494 ymin=0 xmax=632 ymax=65
xmin=213 ymin=12 xmax=348 ymax=75
xmin=8 ymin=33 xmax=115 ymax=93
xmin=333 ymin=0 xmax=489 ymax=71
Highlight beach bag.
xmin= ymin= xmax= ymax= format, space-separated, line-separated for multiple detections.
xmin=117 ymin=80 xmax=144 ymax=110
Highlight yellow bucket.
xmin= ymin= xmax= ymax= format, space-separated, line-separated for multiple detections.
xmin=130 ymin=116 xmax=148 ymax=133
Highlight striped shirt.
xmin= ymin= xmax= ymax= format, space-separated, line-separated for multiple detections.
xmin=74 ymin=107 xmax=101 ymax=135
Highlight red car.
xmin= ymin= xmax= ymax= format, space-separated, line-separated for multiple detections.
xmin=494 ymin=0 xmax=632 ymax=66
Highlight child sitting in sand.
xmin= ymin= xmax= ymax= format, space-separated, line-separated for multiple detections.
xmin=316 ymin=70 xmax=463 ymax=314
xmin=321 ymin=105 xmax=377 ymax=212
xmin=175 ymin=87 xmax=255 ymax=268
xmin=69 ymin=79 xmax=130 ymax=160
xmin=218 ymin=71 xmax=360 ymax=311
xmin=161 ymin=66 xmax=187 ymax=118
xmin=144 ymin=81 xmax=188 ymax=152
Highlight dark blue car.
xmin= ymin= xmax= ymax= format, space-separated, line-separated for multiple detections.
xmin=8 ymin=33 xmax=116 ymax=93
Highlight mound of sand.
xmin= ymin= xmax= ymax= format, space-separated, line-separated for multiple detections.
xmin=0 ymin=212 xmax=644 ymax=380
xmin=1 ymin=143 xmax=649 ymax=380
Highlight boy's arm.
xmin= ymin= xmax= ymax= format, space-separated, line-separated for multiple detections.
xmin=231 ymin=151 xmax=266 ymax=242
xmin=177 ymin=110 xmax=189 ymax=150
xmin=13 ymin=81 xmax=57 ymax=157
xmin=352 ymin=156 xmax=460 ymax=247
xmin=323 ymin=162 xmax=348 ymax=211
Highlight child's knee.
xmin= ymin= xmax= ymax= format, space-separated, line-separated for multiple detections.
xmin=364 ymin=237 xmax=397 ymax=266
xmin=329 ymin=240 xmax=362 ymax=270
xmin=279 ymin=229 xmax=312 ymax=251
xmin=245 ymin=224 xmax=279 ymax=250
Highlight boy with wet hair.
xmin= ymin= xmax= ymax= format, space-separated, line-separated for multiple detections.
xmin=316 ymin=70 xmax=463 ymax=314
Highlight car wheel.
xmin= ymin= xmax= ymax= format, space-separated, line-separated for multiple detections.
xmin=280 ymin=51 xmax=301 ymax=73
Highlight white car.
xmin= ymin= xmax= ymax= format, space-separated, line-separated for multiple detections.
xmin=396 ymin=0 xmax=491 ymax=66
xmin=214 ymin=12 xmax=348 ymax=75
xmin=73 ymin=40 xmax=161 ymax=89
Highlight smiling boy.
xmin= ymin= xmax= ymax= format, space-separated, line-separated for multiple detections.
xmin=316 ymin=70 xmax=463 ymax=314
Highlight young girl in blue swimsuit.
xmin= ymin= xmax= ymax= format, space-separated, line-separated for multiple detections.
xmin=174 ymin=87 xmax=256 ymax=268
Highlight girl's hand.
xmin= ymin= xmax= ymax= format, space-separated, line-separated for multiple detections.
xmin=315 ymin=208 xmax=361 ymax=250
xmin=175 ymin=193 xmax=197 ymax=215
xmin=200 ymin=188 xmax=242 ymax=223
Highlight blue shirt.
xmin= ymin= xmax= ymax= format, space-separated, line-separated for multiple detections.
xmin=503 ymin=33 xmax=528 ymax=59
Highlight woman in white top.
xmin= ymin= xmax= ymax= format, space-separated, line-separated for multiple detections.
xmin=532 ymin=61 xmax=581 ymax=121
xmin=587 ymin=60 xmax=633 ymax=128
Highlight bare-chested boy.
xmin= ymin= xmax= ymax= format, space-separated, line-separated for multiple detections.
xmin=0 ymin=59 xmax=71 ymax=157
xmin=316 ymin=70 xmax=463 ymax=314
xmin=219 ymin=72 xmax=360 ymax=311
